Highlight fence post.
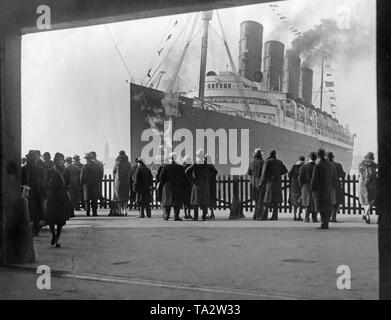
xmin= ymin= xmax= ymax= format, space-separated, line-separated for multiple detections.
xmin=352 ymin=174 xmax=357 ymax=215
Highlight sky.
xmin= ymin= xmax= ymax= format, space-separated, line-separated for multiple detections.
xmin=21 ymin=0 xmax=377 ymax=164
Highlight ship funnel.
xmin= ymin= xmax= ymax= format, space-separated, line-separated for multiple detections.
xmin=299 ymin=66 xmax=313 ymax=104
xmin=238 ymin=21 xmax=263 ymax=81
xmin=263 ymin=40 xmax=285 ymax=91
xmin=282 ymin=49 xmax=301 ymax=98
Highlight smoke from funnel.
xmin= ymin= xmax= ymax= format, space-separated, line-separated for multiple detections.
xmin=290 ymin=17 xmax=374 ymax=70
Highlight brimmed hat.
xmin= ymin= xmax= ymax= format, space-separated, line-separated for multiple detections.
xmin=309 ymin=152 xmax=317 ymax=161
xmin=136 ymin=157 xmax=145 ymax=164
xmin=254 ymin=148 xmax=262 ymax=156
xmin=365 ymin=152 xmax=374 ymax=161
xmin=65 ymin=157 xmax=73 ymax=163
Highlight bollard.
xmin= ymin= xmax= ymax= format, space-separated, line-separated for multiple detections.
xmin=229 ymin=176 xmax=245 ymax=219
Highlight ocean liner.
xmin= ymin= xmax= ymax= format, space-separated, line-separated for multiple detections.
xmin=129 ymin=11 xmax=354 ymax=175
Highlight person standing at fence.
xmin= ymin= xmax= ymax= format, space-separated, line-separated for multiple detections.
xmin=133 ymin=158 xmax=153 ymax=218
xmin=260 ymin=150 xmax=288 ymax=221
xmin=90 ymin=151 xmax=104 ymax=207
xmin=73 ymin=154 xmax=85 ymax=210
xmin=21 ymin=150 xmax=46 ymax=236
xmin=185 ymin=149 xmax=210 ymax=221
xmin=327 ymin=152 xmax=346 ymax=223
xmin=80 ymin=153 xmax=102 ymax=217
xmin=205 ymin=154 xmax=218 ymax=220
xmin=44 ymin=152 xmax=74 ymax=248
xmin=358 ymin=152 xmax=378 ymax=224
xmin=247 ymin=148 xmax=265 ymax=220
xmin=182 ymin=155 xmax=194 ymax=219
xmin=129 ymin=158 xmax=139 ymax=210
xmin=288 ymin=156 xmax=305 ymax=221
xmin=113 ymin=150 xmax=132 ymax=216
xmin=299 ymin=152 xmax=318 ymax=223
xmin=310 ymin=148 xmax=337 ymax=229
xmin=64 ymin=156 xmax=81 ymax=213
xmin=160 ymin=153 xmax=187 ymax=221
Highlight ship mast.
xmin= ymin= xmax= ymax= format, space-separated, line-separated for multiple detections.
xmin=319 ymin=44 xmax=325 ymax=111
xmin=198 ymin=11 xmax=213 ymax=107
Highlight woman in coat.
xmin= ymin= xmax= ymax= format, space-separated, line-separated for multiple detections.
xmin=113 ymin=151 xmax=132 ymax=216
xmin=64 ymin=157 xmax=81 ymax=213
xmin=133 ymin=158 xmax=153 ymax=218
xmin=358 ymin=152 xmax=377 ymax=224
xmin=288 ymin=156 xmax=305 ymax=221
xmin=299 ymin=152 xmax=318 ymax=223
xmin=45 ymin=152 xmax=74 ymax=248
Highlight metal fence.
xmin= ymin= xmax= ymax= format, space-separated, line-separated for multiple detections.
xmin=99 ymin=174 xmax=376 ymax=215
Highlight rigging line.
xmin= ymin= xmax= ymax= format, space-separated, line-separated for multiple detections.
xmin=145 ymin=15 xmax=193 ymax=87
xmin=105 ymin=24 xmax=133 ymax=79
xmin=143 ymin=17 xmax=174 ymax=84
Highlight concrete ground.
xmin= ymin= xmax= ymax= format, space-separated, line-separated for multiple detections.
xmin=0 ymin=209 xmax=378 ymax=300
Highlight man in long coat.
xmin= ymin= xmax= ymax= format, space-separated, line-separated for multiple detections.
xmin=288 ymin=156 xmax=305 ymax=221
xmin=310 ymin=148 xmax=337 ymax=229
xmin=259 ymin=150 xmax=288 ymax=220
xmin=21 ymin=150 xmax=46 ymax=236
xmin=80 ymin=153 xmax=103 ymax=216
xmin=133 ymin=158 xmax=153 ymax=218
xmin=64 ymin=157 xmax=81 ymax=213
xmin=113 ymin=151 xmax=132 ymax=215
xmin=90 ymin=151 xmax=104 ymax=207
xmin=327 ymin=152 xmax=346 ymax=223
xmin=185 ymin=150 xmax=212 ymax=221
xmin=298 ymin=152 xmax=318 ymax=223
xmin=247 ymin=148 xmax=264 ymax=220
xmin=160 ymin=154 xmax=187 ymax=221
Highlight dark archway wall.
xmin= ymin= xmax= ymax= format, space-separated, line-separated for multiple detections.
xmin=1 ymin=0 xmax=390 ymax=299
xmin=1 ymin=0 xmax=276 ymax=34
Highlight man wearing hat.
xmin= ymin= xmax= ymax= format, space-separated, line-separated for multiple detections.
xmin=64 ymin=156 xmax=82 ymax=212
xmin=21 ymin=150 xmax=46 ymax=236
xmin=259 ymin=150 xmax=288 ymax=220
xmin=159 ymin=153 xmax=187 ymax=221
xmin=310 ymin=149 xmax=337 ymax=229
xmin=133 ymin=157 xmax=153 ymax=218
xmin=185 ymin=149 xmax=214 ymax=221
xmin=299 ymin=152 xmax=318 ymax=223
xmin=327 ymin=152 xmax=345 ymax=222
xmin=247 ymin=148 xmax=265 ymax=220
xmin=80 ymin=153 xmax=102 ymax=216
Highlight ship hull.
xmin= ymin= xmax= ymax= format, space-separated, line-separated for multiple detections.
xmin=130 ymin=84 xmax=353 ymax=174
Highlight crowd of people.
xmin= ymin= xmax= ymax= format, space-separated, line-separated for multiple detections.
xmin=21 ymin=147 xmax=377 ymax=247
xmin=247 ymin=148 xmax=378 ymax=229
